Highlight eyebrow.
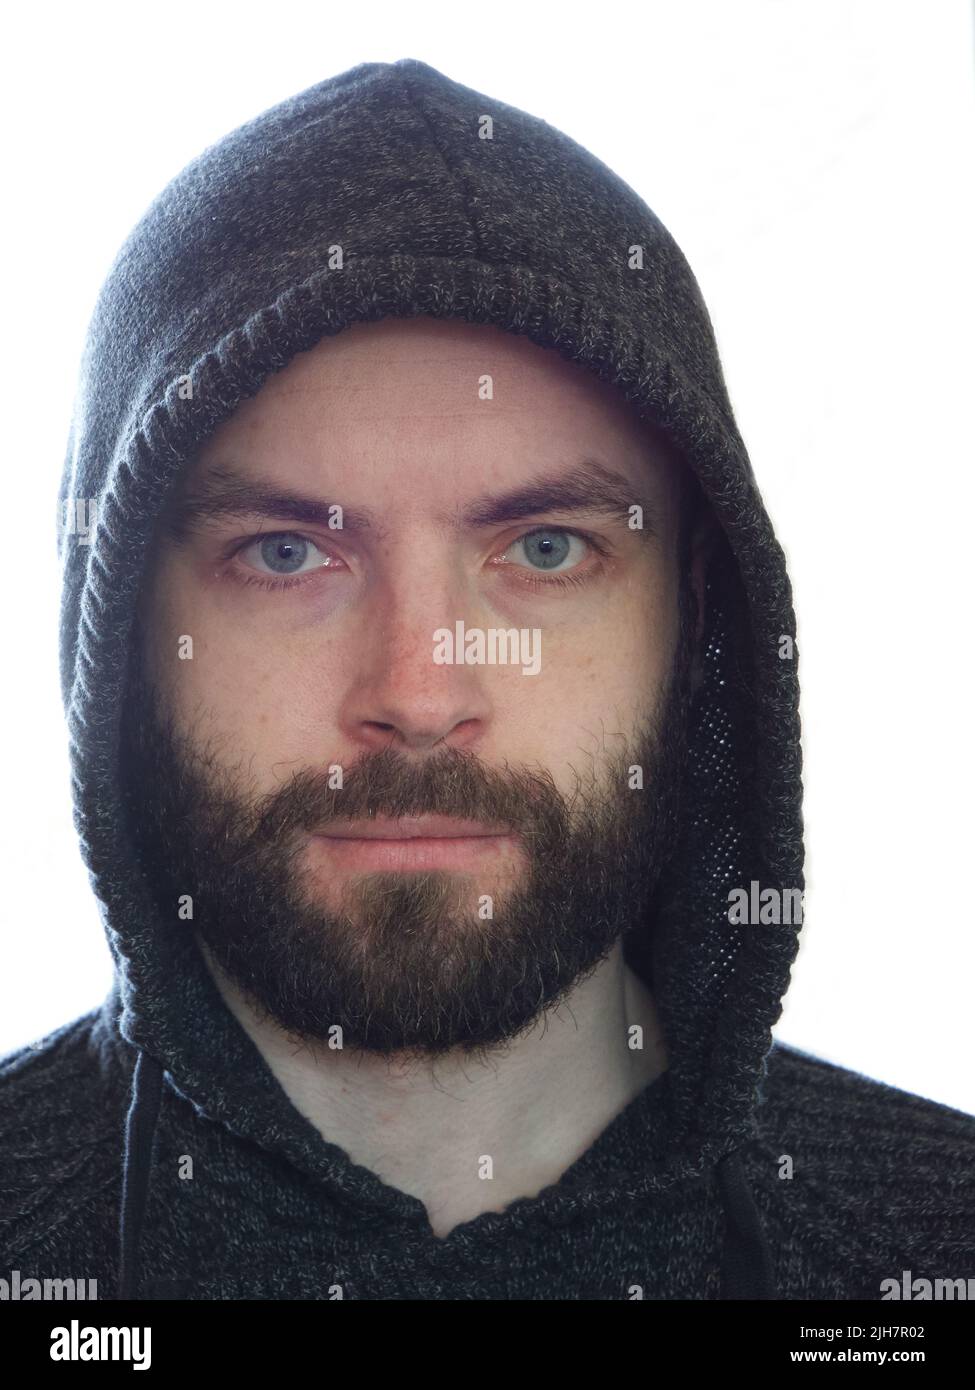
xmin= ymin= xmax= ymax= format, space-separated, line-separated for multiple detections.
xmin=163 ymin=457 xmax=661 ymax=544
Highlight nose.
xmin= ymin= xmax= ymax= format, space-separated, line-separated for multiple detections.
xmin=336 ymin=565 xmax=494 ymax=755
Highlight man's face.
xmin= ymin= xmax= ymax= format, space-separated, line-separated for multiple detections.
xmin=122 ymin=316 xmax=697 ymax=1061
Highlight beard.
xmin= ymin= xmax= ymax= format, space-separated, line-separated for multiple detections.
xmin=118 ymin=585 xmax=695 ymax=1064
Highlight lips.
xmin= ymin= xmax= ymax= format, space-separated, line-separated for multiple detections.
xmin=314 ymin=816 xmax=510 ymax=841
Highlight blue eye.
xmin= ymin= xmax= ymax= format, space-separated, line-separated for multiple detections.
xmin=510 ymin=528 xmax=587 ymax=573
xmin=226 ymin=531 xmax=343 ymax=592
xmin=242 ymin=532 xmax=333 ymax=577
xmin=259 ymin=535 xmax=309 ymax=574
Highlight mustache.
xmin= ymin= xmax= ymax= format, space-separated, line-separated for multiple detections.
xmin=247 ymin=743 xmax=569 ymax=845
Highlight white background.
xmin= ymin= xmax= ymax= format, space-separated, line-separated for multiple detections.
xmin=1 ymin=0 xmax=972 ymax=1112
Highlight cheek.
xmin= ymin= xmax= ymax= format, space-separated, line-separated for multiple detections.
xmin=514 ymin=587 xmax=677 ymax=795
xmin=628 ymin=590 xmax=679 ymax=697
xmin=179 ymin=641 xmax=342 ymax=767
xmin=544 ymin=576 xmax=676 ymax=707
xmin=144 ymin=574 xmax=338 ymax=771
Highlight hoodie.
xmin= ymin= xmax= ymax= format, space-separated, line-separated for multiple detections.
xmin=2 ymin=57 xmax=974 ymax=1302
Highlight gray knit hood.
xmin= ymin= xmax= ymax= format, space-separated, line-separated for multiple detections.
xmin=56 ymin=58 xmax=803 ymax=1299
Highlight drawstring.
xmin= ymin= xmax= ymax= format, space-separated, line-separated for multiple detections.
xmin=716 ymin=1149 xmax=777 ymax=1298
xmin=117 ymin=1049 xmax=775 ymax=1300
xmin=118 ymin=1049 xmax=164 ymax=1300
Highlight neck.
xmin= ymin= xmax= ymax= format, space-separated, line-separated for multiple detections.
xmin=200 ymin=939 xmax=668 ymax=1238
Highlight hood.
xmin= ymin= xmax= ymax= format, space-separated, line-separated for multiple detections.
xmin=57 ymin=58 xmax=802 ymax=1300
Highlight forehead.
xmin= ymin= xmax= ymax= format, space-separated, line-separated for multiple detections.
xmin=182 ymin=315 xmax=686 ymax=515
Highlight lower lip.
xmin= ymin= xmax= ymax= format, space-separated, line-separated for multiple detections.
xmin=310 ymin=833 xmax=519 ymax=872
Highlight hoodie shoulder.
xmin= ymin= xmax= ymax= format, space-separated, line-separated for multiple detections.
xmin=761 ymin=1040 xmax=975 ymax=1141
xmin=743 ymin=1041 xmax=975 ymax=1299
xmin=0 ymin=1004 xmax=132 ymax=1275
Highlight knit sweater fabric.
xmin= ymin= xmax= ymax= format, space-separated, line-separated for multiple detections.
xmin=2 ymin=57 xmax=973 ymax=1301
